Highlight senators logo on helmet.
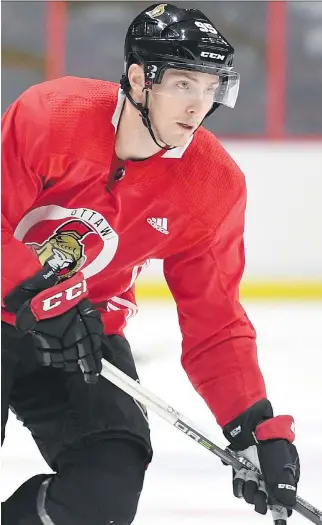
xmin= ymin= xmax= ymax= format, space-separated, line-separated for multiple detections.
xmin=146 ymin=4 xmax=167 ymax=18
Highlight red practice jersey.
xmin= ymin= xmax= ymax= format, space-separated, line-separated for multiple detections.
xmin=1 ymin=77 xmax=266 ymax=427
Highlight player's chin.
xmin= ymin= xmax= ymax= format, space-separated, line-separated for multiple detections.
xmin=165 ymin=131 xmax=194 ymax=148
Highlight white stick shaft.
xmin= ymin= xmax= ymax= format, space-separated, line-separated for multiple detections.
xmin=101 ymin=358 xmax=227 ymax=447
xmin=102 ymin=359 xmax=180 ymax=425
xmin=100 ymin=358 xmax=322 ymax=524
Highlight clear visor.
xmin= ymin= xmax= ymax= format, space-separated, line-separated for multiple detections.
xmin=152 ymin=67 xmax=240 ymax=109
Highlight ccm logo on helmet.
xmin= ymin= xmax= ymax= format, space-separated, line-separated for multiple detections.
xmin=201 ymin=51 xmax=225 ymax=61
xmin=42 ymin=280 xmax=87 ymax=311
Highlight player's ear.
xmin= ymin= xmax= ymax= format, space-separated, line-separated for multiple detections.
xmin=128 ymin=64 xmax=145 ymax=99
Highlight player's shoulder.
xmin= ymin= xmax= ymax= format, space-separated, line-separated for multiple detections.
xmin=20 ymin=76 xmax=119 ymax=116
xmin=17 ymin=77 xmax=119 ymax=163
xmin=170 ymin=127 xmax=246 ymax=231
xmin=22 ymin=76 xmax=118 ymax=102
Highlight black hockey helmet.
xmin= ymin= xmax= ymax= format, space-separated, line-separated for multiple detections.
xmin=120 ymin=3 xmax=239 ymax=148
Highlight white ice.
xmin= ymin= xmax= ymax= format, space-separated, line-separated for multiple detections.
xmin=2 ymin=300 xmax=322 ymax=524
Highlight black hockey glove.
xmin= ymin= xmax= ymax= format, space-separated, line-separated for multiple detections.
xmin=4 ymin=265 xmax=104 ymax=384
xmin=223 ymin=399 xmax=300 ymax=518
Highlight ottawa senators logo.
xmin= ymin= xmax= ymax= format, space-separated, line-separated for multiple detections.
xmin=27 ymin=220 xmax=94 ymax=281
xmin=146 ymin=3 xmax=167 ymax=18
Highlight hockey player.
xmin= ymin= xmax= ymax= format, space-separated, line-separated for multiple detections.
xmin=1 ymin=4 xmax=299 ymax=525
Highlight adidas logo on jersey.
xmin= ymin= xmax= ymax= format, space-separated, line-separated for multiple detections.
xmin=147 ymin=217 xmax=169 ymax=235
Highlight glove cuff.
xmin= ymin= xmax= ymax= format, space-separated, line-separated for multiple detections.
xmin=14 ymin=272 xmax=88 ymax=333
xmin=29 ymin=271 xmax=87 ymax=322
xmin=255 ymin=415 xmax=295 ymax=443
xmin=223 ymin=399 xmax=273 ymax=450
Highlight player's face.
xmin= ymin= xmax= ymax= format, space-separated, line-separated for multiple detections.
xmin=149 ymin=69 xmax=218 ymax=147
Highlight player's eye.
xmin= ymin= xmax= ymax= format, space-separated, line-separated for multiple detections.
xmin=176 ymin=81 xmax=191 ymax=90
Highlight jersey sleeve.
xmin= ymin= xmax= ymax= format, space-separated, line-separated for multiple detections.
xmin=1 ymin=89 xmax=51 ymax=301
xmin=163 ymin=186 xmax=266 ymax=428
xmin=97 ymin=284 xmax=139 ymax=337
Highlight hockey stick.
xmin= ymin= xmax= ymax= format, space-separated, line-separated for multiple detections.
xmin=101 ymin=358 xmax=322 ymax=525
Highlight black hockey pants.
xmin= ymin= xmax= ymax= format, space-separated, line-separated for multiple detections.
xmin=1 ymin=322 xmax=152 ymax=525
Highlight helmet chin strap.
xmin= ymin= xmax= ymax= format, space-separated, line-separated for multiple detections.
xmin=123 ymin=86 xmax=174 ymax=151
xmin=121 ymin=80 xmax=217 ymax=150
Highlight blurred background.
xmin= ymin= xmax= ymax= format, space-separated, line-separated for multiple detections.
xmin=2 ymin=2 xmax=322 ymax=523
xmin=2 ymin=1 xmax=322 ymax=137
xmin=2 ymin=0 xmax=322 ymax=300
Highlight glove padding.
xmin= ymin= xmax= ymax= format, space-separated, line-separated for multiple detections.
xmin=4 ymin=265 xmax=103 ymax=384
xmin=224 ymin=399 xmax=300 ymax=517
xmin=16 ymin=298 xmax=103 ymax=384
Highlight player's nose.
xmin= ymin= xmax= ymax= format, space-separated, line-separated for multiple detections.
xmin=185 ymin=97 xmax=208 ymax=117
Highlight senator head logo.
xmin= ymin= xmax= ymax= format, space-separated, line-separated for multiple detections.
xmin=146 ymin=4 xmax=167 ymax=18
xmin=27 ymin=220 xmax=94 ymax=280
xmin=15 ymin=205 xmax=119 ymax=281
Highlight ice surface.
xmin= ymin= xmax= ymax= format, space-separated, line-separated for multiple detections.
xmin=2 ymin=301 xmax=322 ymax=524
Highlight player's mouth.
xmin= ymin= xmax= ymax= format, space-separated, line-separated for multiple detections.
xmin=177 ymin=122 xmax=194 ymax=131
